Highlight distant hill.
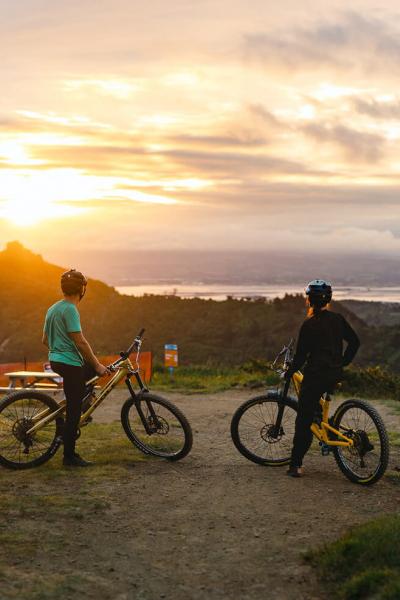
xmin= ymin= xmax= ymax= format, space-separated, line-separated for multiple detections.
xmin=0 ymin=241 xmax=393 ymax=369
xmin=342 ymin=300 xmax=400 ymax=327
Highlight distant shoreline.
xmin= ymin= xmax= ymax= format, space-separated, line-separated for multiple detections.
xmin=116 ymin=284 xmax=400 ymax=303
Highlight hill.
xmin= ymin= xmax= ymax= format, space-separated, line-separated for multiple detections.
xmin=0 ymin=241 xmax=390 ymax=368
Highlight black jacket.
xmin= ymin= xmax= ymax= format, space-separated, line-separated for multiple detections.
xmin=290 ymin=310 xmax=360 ymax=378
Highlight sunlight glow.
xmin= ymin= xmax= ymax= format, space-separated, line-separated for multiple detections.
xmin=138 ymin=114 xmax=181 ymax=127
xmin=64 ymin=79 xmax=141 ymax=99
xmin=113 ymin=189 xmax=178 ymax=205
xmin=298 ymin=105 xmax=316 ymax=120
xmin=163 ymin=71 xmax=200 ymax=87
xmin=17 ymin=110 xmax=113 ymax=130
xmin=0 ymin=168 xmax=180 ymax=226
xmin=0 ymin=141 xmax=35 ymax=165
xmin=0 ymin=199 xmax=81 ymax=227
xmin=313 ymin=83 xmax=362 ymax=100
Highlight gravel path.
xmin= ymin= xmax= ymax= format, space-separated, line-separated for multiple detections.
xmin=84 ymin=388 xmax=400 ymax=600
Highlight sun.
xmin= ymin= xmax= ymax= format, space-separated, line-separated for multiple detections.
xmin=1 ymin=199 xmax=77 ymax=227
xmin=0 ymin=170 xmax=89 ymax=227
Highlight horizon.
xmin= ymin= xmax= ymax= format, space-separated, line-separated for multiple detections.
xmin=3 ymin=240 xmax=400 ymax=289
xmin=1 ymin=1 xmax=400 ymax=259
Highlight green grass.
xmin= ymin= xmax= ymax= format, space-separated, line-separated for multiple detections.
xmin=307 ymin=515 xmax=400 ymax=599
xmin=0 ymin=422 xmax=152 ymax=599
xmin=151 ymin=362 xmax=280 ymax=393
xmin=148 ymin=362 xmax=400 ymax=401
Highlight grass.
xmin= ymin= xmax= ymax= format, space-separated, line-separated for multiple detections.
xmin=307 ymin=514 xmax=400 ymax=599
xmin=148 ymin=362 xmax=400 ymax=401
xmin=151 ymin=362 xmax=280 ymax=393
xmin=0 ymin=422 xmax=152 ymax=599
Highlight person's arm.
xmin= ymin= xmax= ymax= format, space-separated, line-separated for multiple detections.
xmin=68 ymin=331 xmax=109 ymax=376
xmin=342 ymin=317 xmax=360 ymax=366
xmin=42 ymin=331 xmax=49 ymax=348
xmin=63 ymin=304 xmax=108 ymax=376
xmin=286 ymin=321 xmax=310 ymax=377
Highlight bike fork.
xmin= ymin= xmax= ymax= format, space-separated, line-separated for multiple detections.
xmin=125 ymin=378 xmax=160 ymax=435
xmin=272 ymin=380 xmax=291 ymax=437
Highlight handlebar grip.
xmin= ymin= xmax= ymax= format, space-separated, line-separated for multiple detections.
xmin=120 ymin=328 xmax=146 ymax=359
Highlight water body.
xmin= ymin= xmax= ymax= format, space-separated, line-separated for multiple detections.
xmin=116 ymin=284 xmax=400 ymax=303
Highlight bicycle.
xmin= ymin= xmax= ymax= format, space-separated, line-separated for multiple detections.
xmin=0 ymin=329 xmax=193 ymax=469
xmin=231 ymin=340 xmax=389 ymax=485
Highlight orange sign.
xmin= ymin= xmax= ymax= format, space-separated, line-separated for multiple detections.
xmin=165 ymin=344 xmax=178 ymax=368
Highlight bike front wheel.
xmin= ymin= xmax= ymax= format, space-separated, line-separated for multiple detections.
xmin=121 ymin=393 xmax=193 ymax=461
xmin=230 ymin=392 xmax=298 ymax=465
xmin=332 ymin=399 xmax=389 ymax=485
xmin=0 ymin=391 xmax=63 ymax=469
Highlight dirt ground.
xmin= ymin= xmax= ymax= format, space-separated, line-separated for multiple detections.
xmin=3 ymin=389 xmax=400 ymax=600
xmin=90 ymin=389 xmax=400 ymax=600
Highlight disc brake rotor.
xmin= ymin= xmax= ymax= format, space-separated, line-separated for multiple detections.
xmin=147 ymin=415 xmax=169 ymax=435
xmin=260 ymin=423 xmax=283 ymax=443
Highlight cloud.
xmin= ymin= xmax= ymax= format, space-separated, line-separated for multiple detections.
xmin=167 ymin=133 xmax=267 ymax=148
xmin=300 ymin=122 xmax=386 ymax=162
xmin=352 ymin=97 xmax=400 ymax=119
xmin=244 ymin=12 xmax=400 ymax=77
xmin=161 ymin=148 xmax=314 ymax=177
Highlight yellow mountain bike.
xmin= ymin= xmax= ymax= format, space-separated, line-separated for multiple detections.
xmin=231 ymin=340 xmax=389 ymax=485
xmin=0 ymin=330 xmax=193 ymax=469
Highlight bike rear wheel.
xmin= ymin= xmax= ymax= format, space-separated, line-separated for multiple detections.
xmin=121 ymin=393 xmax=193 ymax=461
xmin=332 ymin=399 xmax=389 ymax=485
xmin=0 ymin=391 xmax=63 ymax=469
xmin=230 ymin=392 xmax=298 ymax=465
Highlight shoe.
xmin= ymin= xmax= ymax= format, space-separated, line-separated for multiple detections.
xmin=286 ymin=466 xmax=304 ymax=478
xmin=63 ymin=453 xmax=94 ymax=467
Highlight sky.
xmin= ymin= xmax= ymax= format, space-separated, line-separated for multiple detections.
xmin=1 ymin=0 xmax=400 ymax=261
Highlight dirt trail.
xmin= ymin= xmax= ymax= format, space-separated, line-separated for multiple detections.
xmin=83 ymin=389 xmax=400 ymax=600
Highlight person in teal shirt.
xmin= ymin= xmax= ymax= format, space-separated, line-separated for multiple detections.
xmin=43 ymin=269 xmax=109 ymax=467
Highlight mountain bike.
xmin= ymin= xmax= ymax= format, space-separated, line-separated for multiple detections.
xmin=231 ymin=340 xmax=389 ymax=485
xmin=0 ymin=330 xmax=193 ymax=469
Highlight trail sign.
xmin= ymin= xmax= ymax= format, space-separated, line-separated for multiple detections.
xmin=165 ymin=344 xmax=178 ymax=372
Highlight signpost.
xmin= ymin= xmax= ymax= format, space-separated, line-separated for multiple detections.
xmin=165 ymin=344 xmax=178 ymax=376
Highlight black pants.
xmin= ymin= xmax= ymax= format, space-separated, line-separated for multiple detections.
xmin=290 ymin=374 xmax=339 ymax=468
xmin=50 ymin=361 xmax=96 ymax=458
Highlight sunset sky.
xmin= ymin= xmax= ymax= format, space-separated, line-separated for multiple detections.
xmin=1 ymin=0 xmax=400 ymax=261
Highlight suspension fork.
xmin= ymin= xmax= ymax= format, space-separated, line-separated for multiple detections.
xmin=125 ymin=376 xmax=160 ymax=434
xmin=273 ymin=379 xmax=291 ymax=435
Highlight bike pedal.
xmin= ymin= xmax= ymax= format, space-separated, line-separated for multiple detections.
xmin=319 ymin=442 xmax=331 ymax=456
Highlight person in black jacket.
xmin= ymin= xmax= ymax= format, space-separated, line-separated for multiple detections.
xmin=285 ymin=280 xmax=360 ymax=478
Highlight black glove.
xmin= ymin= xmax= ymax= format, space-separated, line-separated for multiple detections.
xmin=284 ymin=368 xmax=295 ymax=381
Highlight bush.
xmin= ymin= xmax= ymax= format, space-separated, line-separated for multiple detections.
xmin=342 ymin=366 xmax=400 ymax=400
xmin=308 ymin=515 xmax=400 ymax=599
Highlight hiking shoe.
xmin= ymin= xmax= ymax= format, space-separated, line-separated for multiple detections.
xmin=286 ymin=466 xmax=304 ymax=478
xmin=63 ymin=453 xmax=94 ymax=467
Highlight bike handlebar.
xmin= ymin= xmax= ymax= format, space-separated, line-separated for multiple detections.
xmin=271 ymin=338 xmax=294 ymax=372
xmin=121 ymin=328 xmax=145 ymax=358
xmin=105 ymin=328 xmax=146 ymax=371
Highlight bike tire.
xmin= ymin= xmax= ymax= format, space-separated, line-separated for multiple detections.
xmin=121 ymin=393 xmax=193 ymax=461
xmin=332 ymin=399 xmax=389 ymax=485
xmin=230 ymin=392 xmax=298 ymax=466
xmin=0 ymin=390 xmax=63 ymax=470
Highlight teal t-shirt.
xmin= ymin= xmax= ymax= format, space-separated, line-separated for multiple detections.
xmin=44 ymin=300 xmax=84 ymax=367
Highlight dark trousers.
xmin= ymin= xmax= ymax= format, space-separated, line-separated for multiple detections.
xmin=50 ymin=361 xmax=96 ymax=458
xmin=290 ymin=374 xmax=339 ymax=468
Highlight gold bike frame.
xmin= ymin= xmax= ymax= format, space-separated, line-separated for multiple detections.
xmin=291 ymin=371 xmax=354 ymax=448
xmin=25 ymin=359 xmax=134 ymax=436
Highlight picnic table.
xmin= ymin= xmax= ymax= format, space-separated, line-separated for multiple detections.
xmin=4 ymin=371 xmax=63 ymax=390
